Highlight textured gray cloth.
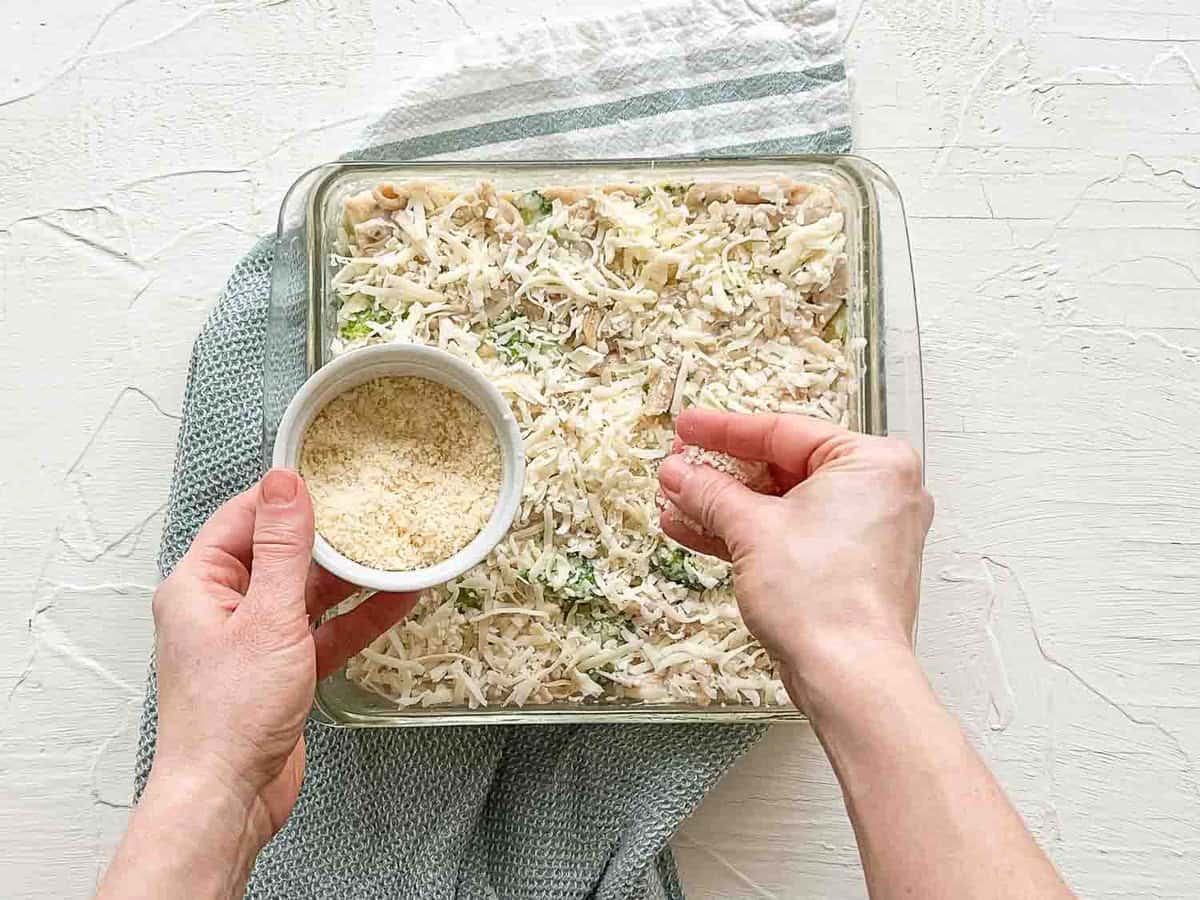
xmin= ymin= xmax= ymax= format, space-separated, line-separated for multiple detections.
xmin=135 ymin=2 xmax=850 ymax=896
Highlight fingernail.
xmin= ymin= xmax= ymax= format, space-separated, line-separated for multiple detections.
xmin=659 ymin=455 xmax=688 ymax=493
xmin=262 ymin=468 xmax=298 ymax=506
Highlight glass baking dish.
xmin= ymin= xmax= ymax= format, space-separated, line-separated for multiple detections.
xmin=265 ymin=157 xmax=921 ymax=727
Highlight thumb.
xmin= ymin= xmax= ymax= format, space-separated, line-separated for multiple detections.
xmin=658 ymin=454 xmax=767 ymax=544
xmin=241 ymin=468 xmax=314 ymax=632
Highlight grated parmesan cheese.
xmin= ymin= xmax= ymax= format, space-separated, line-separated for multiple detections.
xmin=331 ymin=177 xmax=858 ymax=710
xmin=657 ymin=446 xmax=777 ymax=537
xmin=301 ymin=376 xmax=500 ymax=570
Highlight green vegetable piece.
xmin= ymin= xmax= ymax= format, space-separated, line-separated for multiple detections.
xmin=651 ymin=545 xmax=707 ymax=591
xmin=339 ymin=305 xmax=393 ymax=341
xmin=518 ymin=190 xmax=554 ymax=225
xmin=536 ymin=554 xmax=607 ymax=622
xmin=583 ymin=610 xmax=627 ymax=645
xmin=562 ymin=556 xmax=600 ymax=601
xmin=562 ymin=558 xmax=640 ymax=645
xmin=571 ymin=599 xmax=631 ymax=646
xmin=490 ymin=315 xmax=540 ymax=366
xmin=341 ymin=318 xmax=373 ymax=340
xmin=538 ymin=554 xmax=601 ymax=601
xmin=494 ymin=330 xmax=534 ymax=365
xmin=455 ymin=588 xmax=484 ymax=611
xmin=535 ymin=555 xmax=637 ymax=646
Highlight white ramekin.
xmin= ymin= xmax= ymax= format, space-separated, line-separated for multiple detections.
xmin=271 ymin=343 xmax=525 ymax=593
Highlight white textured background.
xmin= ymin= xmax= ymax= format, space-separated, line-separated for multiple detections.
xmin=2 ymin=1 xmax=1198 ymax=897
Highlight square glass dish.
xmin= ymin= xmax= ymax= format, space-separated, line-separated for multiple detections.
xmin=265 ymin=157 xmax=922 ymax=727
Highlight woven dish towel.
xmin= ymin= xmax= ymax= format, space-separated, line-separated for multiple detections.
xmin=135 ymin=1 xmax=850 ymax=897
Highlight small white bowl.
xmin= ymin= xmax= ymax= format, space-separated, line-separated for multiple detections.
xmin=271 ymin=343 xmax=525 ymax=593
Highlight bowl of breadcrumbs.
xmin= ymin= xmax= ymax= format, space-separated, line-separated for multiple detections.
xmin=272 ymin=343 xmax=525 ymax=592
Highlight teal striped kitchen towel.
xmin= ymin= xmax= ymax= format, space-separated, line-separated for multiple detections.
xmin=137 ymin=1 xmax=850 ymax=897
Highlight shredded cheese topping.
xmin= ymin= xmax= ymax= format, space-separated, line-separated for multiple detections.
xmin=331 ymin=177 xmax=859 ymax=709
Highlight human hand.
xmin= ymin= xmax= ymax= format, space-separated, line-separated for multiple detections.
xmin=656 ymin=414 xmax=1078 ymax=900
xmin=657 ymin=410 xmax=932 ymax=715
xmin=148 ymin=469 xmax=418 ymax=850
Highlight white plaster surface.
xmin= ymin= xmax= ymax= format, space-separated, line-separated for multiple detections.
xmin=1 ymin=1 xmax=1198 ymax=897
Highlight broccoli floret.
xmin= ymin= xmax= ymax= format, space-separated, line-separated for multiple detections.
xmin=341 ymin=318 xmax=373 ymax=340
xmin=540 ymin=556 xmax=600 ymax=607
xmin=339 ymin=305 xmax=393 ymax=340
xmin=494 ymin=329 xmax=536 ymax=365
xmin=651 ymin=545 xmax=707 ymax=591
xmin=538 ymin=555 xmax=636 ymax=645
xmin=537 ymin=554 xmax=600 ymax=601
xmin=489 ymin=315 xmax=553 ymax=367
xmin=570 ymin=594 xmax=631 ymax=645
xmin=577 ymin=606 xmax=628 ymax=644
xmin=455 ymin=587 xmax=484 ymax=611
xmin=536 ymin=555 xmax=601 ymax=608
xmin=518 ymin=190 xmax=554 ymax=225
xmin=562 ymin=556 xmax=600 ymax=601
xmin=661 ymin=183 xmax=691 ymax=198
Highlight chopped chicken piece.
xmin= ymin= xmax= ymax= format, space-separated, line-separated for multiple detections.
xmin=542 ymin=186 xmax=589 ymax=204
xmin=579 ymin=308 xmax=603 ymax=349
xmin=643 ymin=358 xmax=680 ymax=416
xmin=684 ymin=183 xmax=766 ymax=206
xmin=345 ymin=189 xmax=379 ymax=225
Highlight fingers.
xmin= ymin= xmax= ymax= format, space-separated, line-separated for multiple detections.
xmin=181 ymin=487 xmax=259 ymax=576
xmin=314 ymin=591 xmax=420 ymax=680
xmin=237 ymin=469 xmax=314 ymax=636
xmin=658 ymin=454 xmax=767 ymax=544
xmin=658 ymin=509 xmax=732 ymax=561
xmin=305 ymin=563 xmax=357 ymax=621
xmin=676 ymin=409 xmax=847 ymax=476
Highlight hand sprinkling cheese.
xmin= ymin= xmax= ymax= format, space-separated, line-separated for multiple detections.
xmin=656 ymin=445 xmax=777 ymax=538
